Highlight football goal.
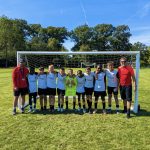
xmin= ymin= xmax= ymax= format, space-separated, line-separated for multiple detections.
xmin=17 ymin=51 xmax=140 ymax=113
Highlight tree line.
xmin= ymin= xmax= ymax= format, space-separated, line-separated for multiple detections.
xmin=0 ymin=16 xmax=150 ymax=67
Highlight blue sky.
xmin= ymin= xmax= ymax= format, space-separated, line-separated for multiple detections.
xmin=0 ymin=0 xmax=150 ymax=49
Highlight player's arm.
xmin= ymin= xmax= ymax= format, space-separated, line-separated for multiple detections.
xmin=132 ymin=74 xmax=136 ymax=92
xmin=130 ymin=67 xmax=136 ymax=92
xmin=12 ymin=68 xmax=18 ymax=90
xmin=104 ymin=74 xmax=106 ymax=91
xmin=65 ymin=76 xmax=70 ymax=86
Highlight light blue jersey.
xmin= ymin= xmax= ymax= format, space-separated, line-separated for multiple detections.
xmin=84 ymin=72 xmax=95 ymax=88
xmin=106 ymin=69 xmax=118 ymax=87
xmin=47 ymin=72 xmax=57 ymax=88
xmin=28 ymin=73 xmax=38 ymax=93
xmin=57 ymin=73 xmax=66 ymax=90
xmin=76 ymin=76 xmax=85 ymax=93
xmin=37 ymin=73 xmax=47 ymax=89
xmin=94 ymin=72 xmax=106 ymax=92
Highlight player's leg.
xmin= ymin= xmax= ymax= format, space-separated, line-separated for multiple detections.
xmin=107 ymin=87 xmax=113 ymax=113
xmin=60 ymin=94 xmax=64 ymax=112
xmin=57 ymin=89 xmax=61 ymax=111
xmin=39 ymin=95 xmax=44 ymax=111
xmin=28 ymin=93 xmax=32 ymax=112
xmin=51 ymin=88 xmax=56 ymax=112
xmin=20 ymin=88 xmax=28 ymax=113
xmin=12 ymin=89 xmax=20 ymax=115
xmin=120 ymin=86 xmax=127 ymax=113
xmin=82 ymin=93 xmax=86 ymax=113
xmin=107 ymin=94 xmax=112 ymax=113
xmin=20 ymin=95 xmax=25 ymax=113
xmin=13 ymin=96 xmax=19 ymax=115
xmin=73 ymin=96 xmax=76 ymax=110
xmin=126 ymin=86 xmax=132 ymax=118
xmin=113 ymin=91 xmax=119 ymax=114
xmin=93 ymin=96 xmax=99 ymax=114
xmin=88 ymin=94 xmax=93 ymax=114
xmin=85 ymin=87 xmax=89 ymax=109
xmin=51 ymin=95 xmax=55 ymax=112
xmin=77 ymin=93 xmax=81 ymax=111
xmin=43 ymin=94 xmax=47 ymax=110
xmin=101 ymin=94 xmax=106 ymax=114
xmin=49 ymin=95 xmax=52 ymax=111
xmin=33 ymin=93 xmax=37 ymax=112
xmin=93 ymin=91 xmax=99 ymax=114
xmin=65 ymin=96 xmax=69 ymax=110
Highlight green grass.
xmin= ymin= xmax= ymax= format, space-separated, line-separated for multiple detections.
xmin=0 ymin=68 xmax=150 ymax=150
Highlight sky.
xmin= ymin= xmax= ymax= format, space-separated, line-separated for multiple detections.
xmin=0 ymin=0 xmax=150 ymax=50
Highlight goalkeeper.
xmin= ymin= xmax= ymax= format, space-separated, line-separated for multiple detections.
xmin=65 ymin=69 xmax=77 ymax=111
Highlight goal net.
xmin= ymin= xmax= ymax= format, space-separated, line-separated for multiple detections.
xmin=17 ymin=51 xmax=140 ymax=113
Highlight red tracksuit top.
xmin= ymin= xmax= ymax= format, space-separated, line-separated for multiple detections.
xmin=12 ymin=66 xmax=29 ymax=88
xmin=118 ymin=65 xmax=135 ymax=86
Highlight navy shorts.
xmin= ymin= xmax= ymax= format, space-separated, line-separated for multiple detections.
xmin=47 ymin=88 xmax=56 ymax=96
xmin=107 ymin=87 xmax=118 ymax=95
xmin=38 ymin=88 xmax=47 ymax=96
xmin=14 ymin=88 xmax=28 ymax=96
xmin=57 ymin=88 xmax=65 ymax=96
xmin=29 ymin=92 xmax=37 ymax=97
xmin=76 ymin=92 xmax=85 ymax=96
xmin=85 ymin=87 xmax=93 ymax=96
xmin=94 ymin=91 xmax=106 ymax=97
xmin=120 ymin=85 xmax=132 ymax=101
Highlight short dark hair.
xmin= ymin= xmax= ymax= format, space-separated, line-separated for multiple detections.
xmin=39 ymin=66 xmax=44 ymax=70
xmin=60 ymin=67 xmax=65 ymax=71
xmin=107 ymin=61 xmax=114 ymax=65
xmin=86 ymin=66 xmax=91 ymax=71
xmin=120 ymin=57 xmax=127 ymax=62
xmin=19 ymin=59 xmax=25 ymax=63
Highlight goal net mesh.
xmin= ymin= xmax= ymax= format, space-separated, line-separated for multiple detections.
xmin=20 ymin=54 xmax=136 ymax=70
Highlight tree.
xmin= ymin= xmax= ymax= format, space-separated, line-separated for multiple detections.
xmin=70 ymin=24 xmax=93 ymax=51
xmin=111 ymin=25 xmax=132 ymax=51
xmin=92 ymin=24 xmax=114 ymax=51
xmin=132 ymin=42 xmax=150 ymax=66
xmin=0 ymin=17 xmax=14 ymax=67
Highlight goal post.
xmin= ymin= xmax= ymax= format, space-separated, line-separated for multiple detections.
xmin=17 ymin=51 xmax=140 ymax=113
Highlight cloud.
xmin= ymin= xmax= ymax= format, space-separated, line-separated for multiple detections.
xmin=130 ymin=33 xmax=150 ymax=45
xmin=131 ymin=26 xmax=150 ymax=32
xmin=140 ymin=2 xmax=150 ymax=17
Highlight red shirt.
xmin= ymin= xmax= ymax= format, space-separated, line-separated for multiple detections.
xmin=118 ymin=65 xmax=135 ymax=86
xmin=12 ymin=66 xmax=29 ymax=88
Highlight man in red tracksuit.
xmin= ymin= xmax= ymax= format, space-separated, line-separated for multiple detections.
xmin=118 ymin=57 xmax=136 ymax=119
xmin=12 ymin=59 xmax=29 ymax=115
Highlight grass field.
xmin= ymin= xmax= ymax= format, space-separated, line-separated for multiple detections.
xmin=0 ymin=68 xmax=150 ymax=150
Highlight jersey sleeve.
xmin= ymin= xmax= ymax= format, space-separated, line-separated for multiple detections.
xmin=129 ymin=66 xmax=135 ymax=76
xmin=12 ymin=68 xmax=17 ymax=88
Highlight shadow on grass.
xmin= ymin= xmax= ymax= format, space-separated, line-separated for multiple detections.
xmin=31 ymin=109 xmax=85 ymax=115
xmin=132 ymin=109 xmax=150 ymax=117
xmin=29 ymin=109 xmax=121 ymax=115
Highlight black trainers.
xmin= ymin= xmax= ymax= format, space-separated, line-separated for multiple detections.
xmin=12 ymin=109 xmax=16 ymax=115
xmin=21 ymin=108 xmax=24 ymax=113
xmin=122 ymin=109 xmax=127 ymax=114
xmin=88 ymin=109 xmax=93 ymax=114
xmin=127 ymin=114 xmax=131 ymax=119
xmin=107 ymin=109 xmax=111 ymax=114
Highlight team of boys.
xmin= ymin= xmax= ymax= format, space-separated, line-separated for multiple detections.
xmin=12 ymin=57 xmax=136 ymax=118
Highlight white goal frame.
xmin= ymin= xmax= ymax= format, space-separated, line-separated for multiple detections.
xmin=17 ymin=51 xmax=140 ymax=113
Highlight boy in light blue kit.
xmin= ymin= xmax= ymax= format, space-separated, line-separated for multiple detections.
xmin=94 ymin=64 xmax=107 ymax=114
xmin=27 ymin=67 xmax=38 ymax=112
xmin=76 ymin=70 xmax=86 ymax=113
xmin=106 ymin=61 xmax=119 ymax=114
xmin=37 ymin=67 xmax=47 ymax=111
